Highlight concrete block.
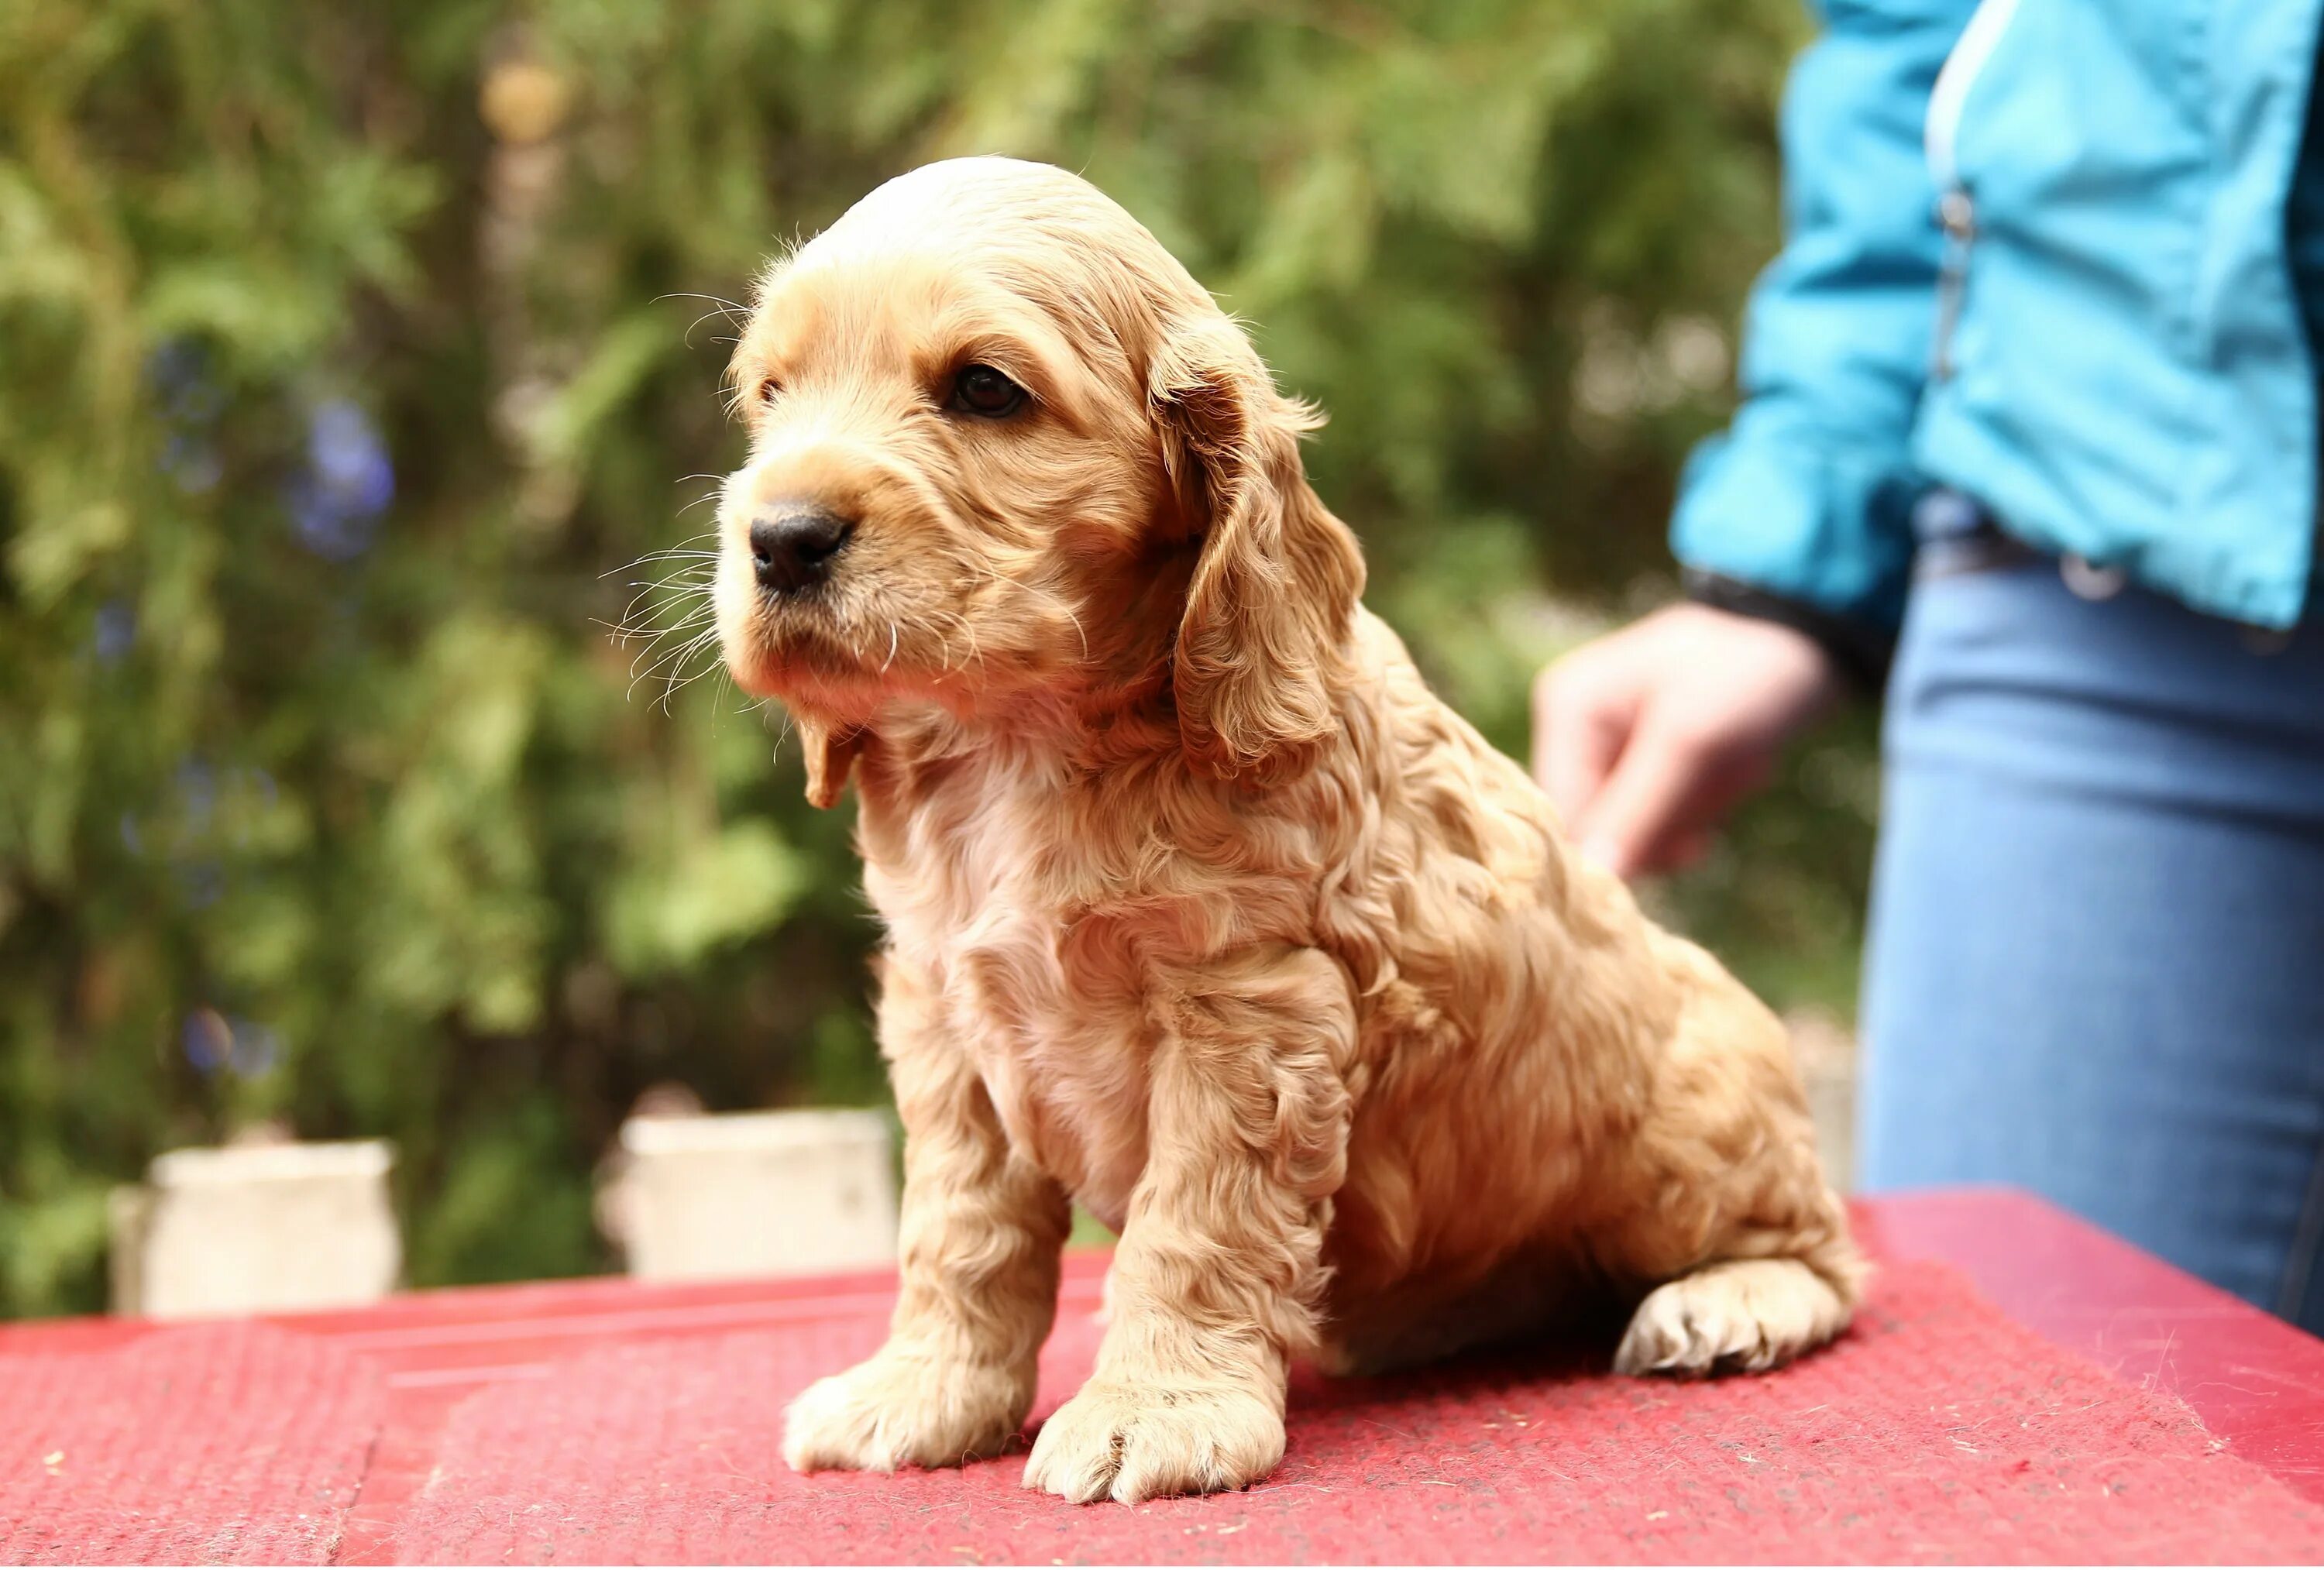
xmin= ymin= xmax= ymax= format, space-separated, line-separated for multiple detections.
xmin=110 ymin=1139 xmax=401 ymax=1320
xmin=607 ymin=1109 xmax=898 ymax=1283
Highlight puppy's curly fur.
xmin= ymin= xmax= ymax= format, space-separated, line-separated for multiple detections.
xmin=713 ymin=157 xmax=1862 ymax=1505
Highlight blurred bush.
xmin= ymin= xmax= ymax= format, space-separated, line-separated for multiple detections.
xmin=0 ymin=0 xmax=1871 ymax=1317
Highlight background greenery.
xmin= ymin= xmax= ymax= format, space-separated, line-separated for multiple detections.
xmin=0 ymin=0 xmax=1874 ymax=1317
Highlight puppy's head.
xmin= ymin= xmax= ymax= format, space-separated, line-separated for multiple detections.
xmin=714 ymin=156 xmax=1363 ymax=802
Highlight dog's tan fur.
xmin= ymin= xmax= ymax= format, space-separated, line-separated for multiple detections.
xmin=713 ymin=157 xmax=1862 ymax=1505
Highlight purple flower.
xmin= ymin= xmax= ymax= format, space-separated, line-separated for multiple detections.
xmin=180 ymin=1012 xmax=279 ymax=1077
xmin=289 ymin=398 xmax=394 ymax=561
xmin=182 ymin=1008 xmax=232 ymax=1074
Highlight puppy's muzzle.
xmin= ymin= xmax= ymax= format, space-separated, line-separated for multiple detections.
xmin=750 ymin=503 xmax=855 ymax=594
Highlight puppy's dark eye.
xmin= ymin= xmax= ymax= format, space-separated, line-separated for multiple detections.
xmin=757 ymin=377 xmax=782 ymax=406
xmin=951 ymin=363 xmax=1026 ymax=418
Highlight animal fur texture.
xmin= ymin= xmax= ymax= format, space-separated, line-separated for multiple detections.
xmin=710 ymin=156 xmax=1862 ymax=1505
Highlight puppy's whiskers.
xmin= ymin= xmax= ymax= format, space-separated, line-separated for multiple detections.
xmin=645 ymin=625 xmax=731 ymax=712
xmin=930 ymin=606 xmax=986 ymax=674
xmin=624 ymin=623 xmax=716 ymax=703
xmin=603 ymin=529 xmax=720 ymax=578
xmin=657 ymin=293 xmax=751 ymax=352
xmin=606 ymin=569 xmax=716 ymax=641
xmin=605 ymin=523 xmax=731 ymax=711
xmin=1044 ymin=593 xmax=1092 ymax=664
xmin=951 ymin=555 xmax=1091 ymax=667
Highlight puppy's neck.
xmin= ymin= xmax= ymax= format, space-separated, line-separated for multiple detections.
xmin=852 ymin=683 xmax=1179 ymax=806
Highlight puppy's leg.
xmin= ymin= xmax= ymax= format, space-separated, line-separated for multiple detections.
xmin=783 ymin=960 xmax=1069 ymax=1474
xmin=1022 ymin=948 xmax=1353 ymax=1505
xmin=1604 ymin=957 xmax=1864 ymax=1377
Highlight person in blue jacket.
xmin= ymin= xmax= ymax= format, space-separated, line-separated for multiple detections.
xmin=1534 ymin=0 xmax=2324 ymax=1330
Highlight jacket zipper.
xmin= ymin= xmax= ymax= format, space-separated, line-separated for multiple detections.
xmin=1931 ymin=189 xmax=1976 ymax=381
xmin=1925 ymin=0 xmax=2022 ymax=379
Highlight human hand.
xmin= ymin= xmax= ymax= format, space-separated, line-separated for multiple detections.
xmin=1530 ymin=603 xmax=1841 ymax=878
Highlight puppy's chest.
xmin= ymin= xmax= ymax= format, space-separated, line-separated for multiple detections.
xmin=868 ymin=764 xmax=1177 ymax=1218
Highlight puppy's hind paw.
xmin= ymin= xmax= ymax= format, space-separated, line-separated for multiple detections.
xmin=1615 ymin=1257 xmax=1851 ymax=1376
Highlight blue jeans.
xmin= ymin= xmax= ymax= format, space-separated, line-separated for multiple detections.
xmin=1858 ymin=536 xmax=2324 ymax=1330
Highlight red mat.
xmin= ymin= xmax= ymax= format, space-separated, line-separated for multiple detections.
xmin=386 ymin=1262 xmax=2324 ymax=1566
xmin=0 ymin=1323 xmax=385 ymax=1566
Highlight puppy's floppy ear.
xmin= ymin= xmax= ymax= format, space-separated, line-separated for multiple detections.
xmin=794 ymin=709 xmax=865 ymax=809
xmin=1150 ymin=317 xmax=1365 ymax=787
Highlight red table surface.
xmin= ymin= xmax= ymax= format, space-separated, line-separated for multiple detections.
xmin=3 ymin=1187 xmax=2322 ymax=1564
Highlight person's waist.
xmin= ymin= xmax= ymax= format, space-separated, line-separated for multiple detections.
xmin=1910 ymin=488 xmax=2308 ymax=650
xmin=1910 ymin=489 xmax=2136 ymax=599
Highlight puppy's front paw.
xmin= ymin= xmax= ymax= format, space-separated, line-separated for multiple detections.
xmin=1021 ymin=1377 xmax=1284 ymax=1504
xmin=1615 ymin=1257 xmax=1851 ymax=1376
xmin=782 ymin=1348 xmax=1033 ymax=1474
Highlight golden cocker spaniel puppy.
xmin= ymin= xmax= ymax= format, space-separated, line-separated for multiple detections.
xmin=712 ymin=157 xmax=1862 ymax=1506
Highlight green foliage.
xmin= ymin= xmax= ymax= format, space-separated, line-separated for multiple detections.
xmin=0 ymin=0 xmax=1869 ymax=1318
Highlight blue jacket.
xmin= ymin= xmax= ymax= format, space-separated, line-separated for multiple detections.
xmin=1673 ymin=0 xmax=2324 ymax=640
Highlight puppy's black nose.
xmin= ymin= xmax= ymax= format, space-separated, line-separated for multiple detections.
xmin=748 ymin=505 xmax=854 ymax=593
